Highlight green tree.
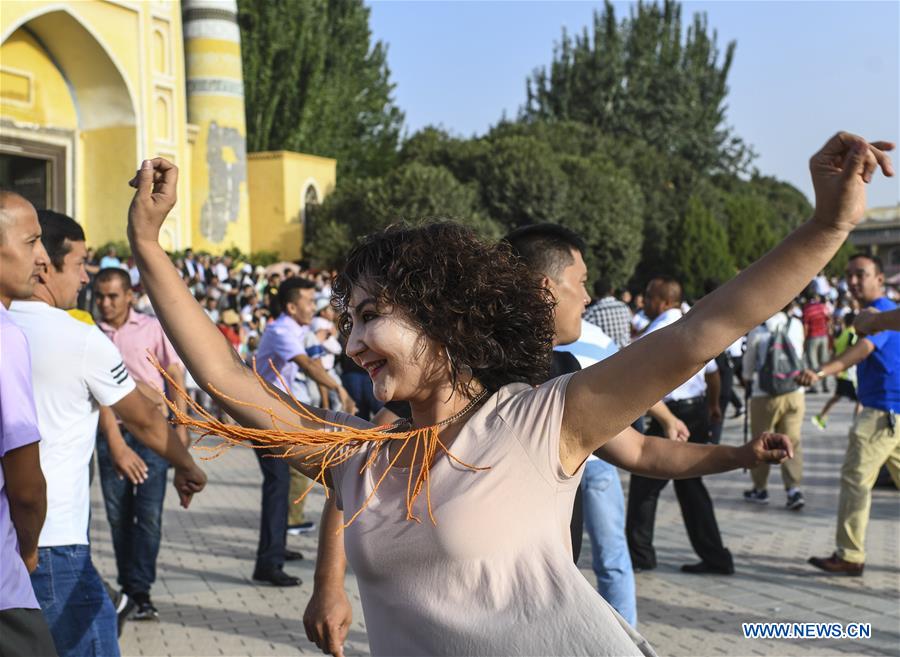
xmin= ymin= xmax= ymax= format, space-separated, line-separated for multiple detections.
xmin=473 ymin=136 xmax=570 ymax=227
xmin=721 ymin=191 xmax=776 ymax=270
xmin=238 ymin=0 xmax=404 ymax=179
xmin=305 ymin=163 xmax=499 ymax=268
xmin=745 ymin=174 xmax=813 ymax=238
xmin=399 ymin=122 xmax=647 ymax=286
xmin=399 ymin=127 xmax=491 ymax=184
xmin=523 ymin=0 xmax=753 ymax=176
xmin=672 ymin=195 xmax=735 ymax=298
xmin=556 ymin=155 xmax=644 ymax=287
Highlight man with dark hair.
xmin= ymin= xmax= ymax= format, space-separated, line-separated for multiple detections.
xmin=251 ymin=277 xmax=354 ymax=586
xmin=28 ymin=208 xmax=86 ymax=273
xmin=506 ymin=230 xmax=688 ymax=616
xmin=504 ymin=223 xmax=587 ymax=278
xmin=799 ymin=253 xmax=900 ymax=575
xmin=0 ymin=190 xmax=58 ymax=656
xmin=625 ymin=276 xmax=734 ymax=575
xmin=10 ymin=208 xmax=206 ymax=656
xmin=584 ymin=277 xmax=633 ymax=348
xmin=504 ymin=224 xmax=589 ymax=348
xmin=93 ymin=266 xmax=190 ymax=621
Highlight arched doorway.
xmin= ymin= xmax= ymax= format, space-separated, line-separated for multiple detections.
xmin=302 ymin=183 xmax=320 ymax=239
xmin=1 ymin=9 xmax=137 ymax=246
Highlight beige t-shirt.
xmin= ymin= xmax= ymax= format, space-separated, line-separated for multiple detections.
xmin=329 ymin=374 xmax=656 ymax=657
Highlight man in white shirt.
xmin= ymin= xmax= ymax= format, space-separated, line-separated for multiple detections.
xmin=625 ymin=277 xmax=734 ymax=575
xmin=742 ymin=308 xmax=807 ymax=510
xmin=10 ymin=209 xmax=206 ymax=657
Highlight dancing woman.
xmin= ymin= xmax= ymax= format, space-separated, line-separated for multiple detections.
xmin=127 ymin=133 xmax=891 ymax=656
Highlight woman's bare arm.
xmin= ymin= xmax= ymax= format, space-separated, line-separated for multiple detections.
xmin=560 ymin=133 xmax=894 ymax=473
xmin=126 ymin=159 xmax=327 ymax=478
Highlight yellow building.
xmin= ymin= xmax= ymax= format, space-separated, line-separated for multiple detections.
xmin=0 ymin=0 xmax=334 ymax=259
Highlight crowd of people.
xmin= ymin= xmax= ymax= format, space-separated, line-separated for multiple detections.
xmin=0 ymin=132 xmax=897 ymax=657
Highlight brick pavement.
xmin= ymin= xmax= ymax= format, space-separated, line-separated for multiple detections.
xmin=91 ymin=390 xmax=899 ymax=656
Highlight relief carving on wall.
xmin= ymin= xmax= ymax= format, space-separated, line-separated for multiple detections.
xmin=200 ymin=120 xmax=246 ymax=242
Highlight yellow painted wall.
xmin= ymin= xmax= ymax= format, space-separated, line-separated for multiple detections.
xmin=81 ymin=125 xmax=136 ymax=246
xmin=1 ymin=1 xmax=193 ymax=251
xmin=248 ymin=151 xmax=337 ymax=259
xmin=0 ymin=29 xmax=77 ymax=129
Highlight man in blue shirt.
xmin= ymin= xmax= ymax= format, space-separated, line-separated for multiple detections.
xmin=798 ymin=253 xmax=900 ymax=576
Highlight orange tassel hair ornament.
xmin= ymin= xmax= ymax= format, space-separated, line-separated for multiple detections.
xmin=150 ymin=356 xmax=490 ymax=529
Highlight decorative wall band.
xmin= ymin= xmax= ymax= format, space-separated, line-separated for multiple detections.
xmin=186 ymin=78 xmax=244 ymax=97
xmin=184 ymin=19 xmax=241 ymax=42
xmin=183 ymin=8 xmax=237 ymax=24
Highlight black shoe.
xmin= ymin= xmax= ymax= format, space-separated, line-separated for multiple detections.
xmin=631 ymin=562 xmax=656 ymax=573
xmin=681 ymin=561 xmax=735 ymax=575
xmin=786 ymin=490 xmax=805 ymax=511
xmin=284 ymin=549 xmax=304 ymax=561
xmin=287 ymin=521 xmax=317 ymax=535
xmin=114 ymin=591 xmax=135 ymax=637
xmin=130 ymin=594 xmax=159 ymax=621
xmin=252 ymin=568 xmax=300 ymax=587
xmin=743 ymin=488 xmax=769 ymax=505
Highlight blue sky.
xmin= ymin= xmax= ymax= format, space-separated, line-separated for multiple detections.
xmin=368 ymin=1 xmax=899 ymax=209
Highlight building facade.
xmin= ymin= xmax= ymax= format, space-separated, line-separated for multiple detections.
xmin=848 ymin=204 xmax=900 ymax=278
xmin=0 ymin=0 xmax=333 ymax=259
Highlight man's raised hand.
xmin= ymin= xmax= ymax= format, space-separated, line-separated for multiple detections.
xmin=852 ymin=307 xmax=881 ymax=336
xmin=747 ymin=431 xmax=794 ymax=466
xmin=810 ymin=133 xmax=894 ymax=233
xmin=127 ymin=158 xmax=179 ymax=244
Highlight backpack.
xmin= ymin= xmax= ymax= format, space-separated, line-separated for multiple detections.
xmin=758 ymin=319 xmax=802 ymax=396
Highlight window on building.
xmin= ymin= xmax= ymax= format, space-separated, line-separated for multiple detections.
xmin=302 ymin=184 xmax=319 ymax=235
xmin=889 ymin=247 xmax=900 ymax=267
xmin=0 ymin=138 xmax=66 ymax=211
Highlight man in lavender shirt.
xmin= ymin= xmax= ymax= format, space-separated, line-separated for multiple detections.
xmin=0 ymin=190 xmax=57 ymax=656
xmin=252 ymin=278 xmax=354 ymax=586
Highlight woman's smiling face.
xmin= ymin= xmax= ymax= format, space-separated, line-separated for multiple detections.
xmin=345 ymin=284 xmax=448 ymax=403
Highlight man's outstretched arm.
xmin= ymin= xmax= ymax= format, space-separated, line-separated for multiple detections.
xmin=854 ymin=307 xmax=900 ymax=336
xmin=596 ymin=425 xmax=792 ymax=480
xmin=796 ymin=337 xmax=876 ymax=388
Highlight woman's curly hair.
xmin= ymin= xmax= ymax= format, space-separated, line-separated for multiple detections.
xmin=332 ymin=222 xmax=555 ymax=396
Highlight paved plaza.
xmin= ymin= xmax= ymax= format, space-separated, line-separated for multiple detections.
xmin=90 ymin=389 xmax=900 ymax=657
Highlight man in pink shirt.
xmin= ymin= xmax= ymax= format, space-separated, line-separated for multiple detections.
xmin=94 ymin=267 xmax=188 ymax=622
